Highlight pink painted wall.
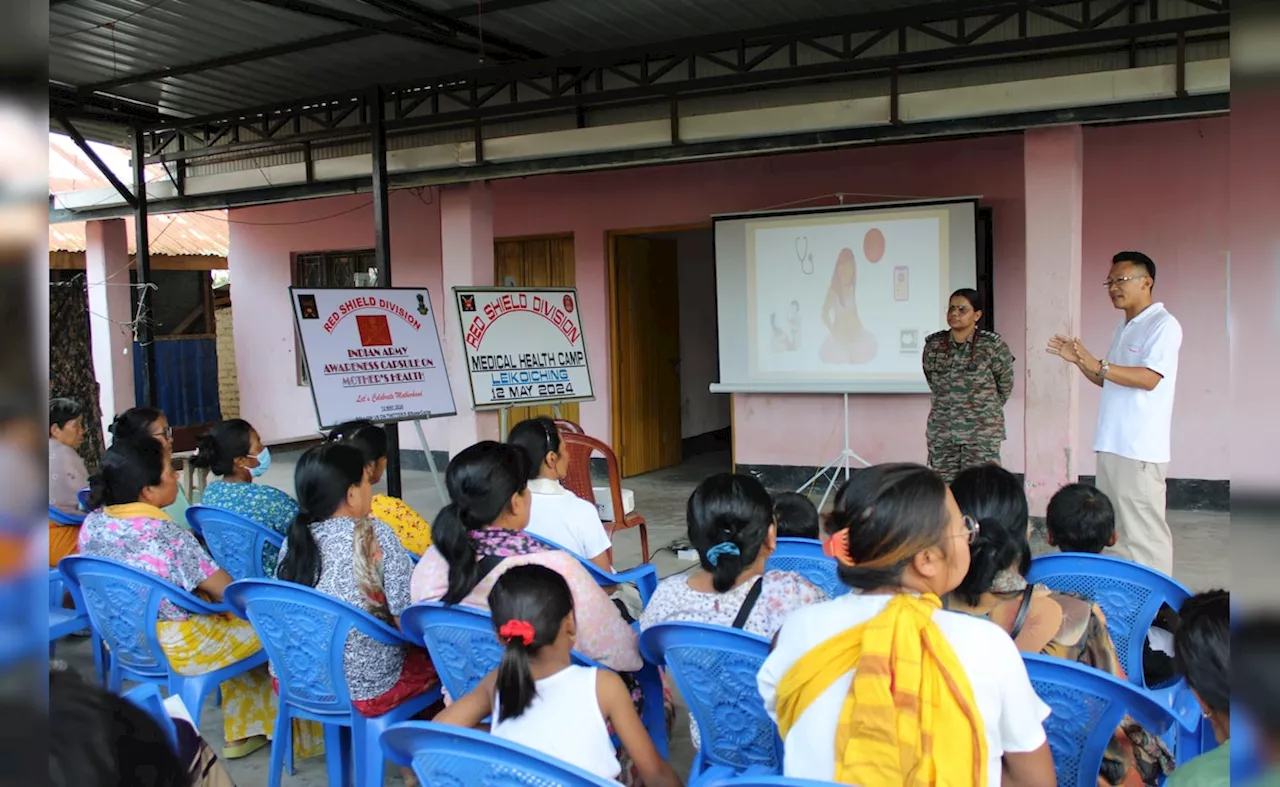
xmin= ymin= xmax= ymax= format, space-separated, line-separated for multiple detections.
xmin=226 ymin=190 xmax=449 ymax=456
xmin=228 ymin=116 xmax=1230 ymax=480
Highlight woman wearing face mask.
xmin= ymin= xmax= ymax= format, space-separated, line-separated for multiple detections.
xmin=194 ymin=419 xmax=296 ymax=574
xmin=109 ymin=406 xmax=192 ymax=525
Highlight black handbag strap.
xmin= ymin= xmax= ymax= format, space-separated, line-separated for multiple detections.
xmin=474 ymin=554 xmax=506 ymax=587
xmin=732 ymin=577 xmax=765 ymax=629
xmin=1010 ymin=584 xmax=1036 ymax=640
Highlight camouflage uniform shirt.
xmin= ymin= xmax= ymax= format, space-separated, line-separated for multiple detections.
xmin=923 ymin=328 xmax=1015 ymax=444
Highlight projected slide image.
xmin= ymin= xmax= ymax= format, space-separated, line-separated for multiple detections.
xmin=750 ymin=213 xmax=945 ymax=377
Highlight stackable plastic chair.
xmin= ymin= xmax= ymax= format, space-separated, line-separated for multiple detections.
xmin=640 ymin=622 xmax=782 ymax=785
xmin=1026 ymin=552 xmax=1202 ymax=760
xmin=767 ymin=537 xmax=848 ymax=599
xmin=1024 ymin=653 xmax=1180 ymax=787
xmin=527 ymin=532 xmax=659 ymax=607
xmin=48 ymin=566 xmax=107 ymax=681
xmin=401 ymin=601 xmax=668 ymax=757
xmin=59 ymin=555 xmax=265 ymax=727
xmin=186 ymin=505 xmax=284 ymax=580
xmin=223 ymin=579 xmax=442 ymax=787
xmin=382 ymin=721 xmax=618 ymax=786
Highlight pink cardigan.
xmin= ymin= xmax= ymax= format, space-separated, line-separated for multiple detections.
xmin=410 ymin=547 xmax=642 ymax=672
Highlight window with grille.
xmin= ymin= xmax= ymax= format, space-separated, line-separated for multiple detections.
xmin=292 ymin=249 xmax=379 ymax=385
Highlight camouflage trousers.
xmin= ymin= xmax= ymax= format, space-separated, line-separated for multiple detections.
xmin=928 ymin=439 xmax=1002 ymax=484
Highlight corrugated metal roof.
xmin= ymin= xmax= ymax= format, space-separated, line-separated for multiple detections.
xmin=50 ymin=211 xmax=229 ymax=255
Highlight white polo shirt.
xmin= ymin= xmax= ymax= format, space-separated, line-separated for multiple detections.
xmin=1093 ymin=302 xmax=1182 ymax=464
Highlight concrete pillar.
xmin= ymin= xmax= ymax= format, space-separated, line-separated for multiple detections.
xmin=1023 ymin=126 xmax=1084 ymax=515
xmin=440 ymin=182 xmax=499 ymax=455
xmin=85 ymin=218 xmax=136 ymax=437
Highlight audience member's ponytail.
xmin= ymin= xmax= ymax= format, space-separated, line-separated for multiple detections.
xmin=489 ymin=565 xmax=575 ymax=722
xmin=949 ymin=464 xmax=1030 ymax=606
xmin=86 ymin=437 xmax=167 ymax=510
xmin=190 ymin=419 xmax=254 ymax=477
xmin=276 ymin=442 xmax=366 ymax=587
xmin=507 ymin=417 xmax=560 ymax=480
xmin=686 ymin=473 xmax=774 ymax=593
xmin=433 ymin=441 xmax=530 ymax=605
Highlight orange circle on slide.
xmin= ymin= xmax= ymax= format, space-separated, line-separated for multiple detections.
xmin=864 ymin=228 xmax=885 ymax=263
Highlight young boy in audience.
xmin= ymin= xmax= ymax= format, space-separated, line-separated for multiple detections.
xmin=772 ymin=491 xmax=820 ymax=540
xmin=1045 ymin=483 xmax=1178 ymax=685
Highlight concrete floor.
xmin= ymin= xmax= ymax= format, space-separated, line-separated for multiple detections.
xmin=55 ymin=449 xmax=1229 ymax=785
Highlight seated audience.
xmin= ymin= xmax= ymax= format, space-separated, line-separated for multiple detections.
xmin=1165 ymin=589 xmax=1229 ymax=787
xmin=49 ymin=397 xmax=88 ymax=567
xmin=108 ymin=407 xmax=191 ymax=526
xmin=410 ymin=441 xmax=640 ymax=673
xmin=275 ymin=442 xmax=437 ymax=786
xmin=947 ymin=465 xmax=1172 ymax=785
xmin=437 ymin=565 xmax=681 ymax=787
xmin=507 ymin=417 xmax=613 ymax=575
xmin=1046 ymin=482 xmax=1179 ymax=685
xmin=328 ymin=420 xmax=432 ymax=556
xmin=758 ymin=463 xmax=1055 ymax=787
xmin=77 ymin=437 xmax=320 ymax=761
xmin=771 ymin=491 xmax=820 ymax=540
xmin=195 ymin=419 xmax=297 ymax=575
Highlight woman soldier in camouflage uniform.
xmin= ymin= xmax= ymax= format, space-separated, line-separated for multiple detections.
xmin=922 ymin=288 xmax=1015 ymax=483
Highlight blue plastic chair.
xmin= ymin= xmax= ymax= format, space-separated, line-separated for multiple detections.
xmin=49 ymin=505 xmax=85 ymax=526
xmin=766 ymin=538 xmax=848 ymax=599
xmin=186 ymin=505 xmax=284 ymax=580
xmin=1026 ymin=553 xmax=1202 ymax=759
xmin=527 ymin=532 xmax=659 ymax=606
xmin=401 ymin=601 xmax=668 ymax=758
xmin=640 ymin=622 xmax=782 ymax=785
xmin=1024 ymin=653 xmax=1179 ymax=787
xmin=123 ymin=682 xmax=181 ymax=753
xmin=382 ymin=720 xmax=618 ymax=786
xmin=77 ymin=488 xmax=92 ymax=511
xmin=707 ymin=778 xmax=840 ymax=787
xmin=223 ymin=578 xmax=443 ymax=787
xmin=48 ymin=567 xmax=108 ymax=681
xmin=58 ymin=555 xmax=266 ymax=728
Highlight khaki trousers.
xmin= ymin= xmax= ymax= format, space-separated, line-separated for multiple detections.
xmin=1095 ymin=451 xmax=1173 ymax=576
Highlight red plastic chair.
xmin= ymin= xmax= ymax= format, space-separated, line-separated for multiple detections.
xmin=558 ymin=432 xmax=649 ymax=563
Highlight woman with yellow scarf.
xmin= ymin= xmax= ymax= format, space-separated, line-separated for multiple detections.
xmin=758 ymin=463 xmax=1056 ymax=787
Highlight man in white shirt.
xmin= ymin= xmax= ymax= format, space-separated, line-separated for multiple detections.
xmin=1046 ymin=251 xmax=1183 ymax=575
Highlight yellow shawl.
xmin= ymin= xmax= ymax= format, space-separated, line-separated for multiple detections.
xmin=775 ymin=593 xmax=987 ymax=787
xmin=104 ymin=502 xmax=173 ymax=521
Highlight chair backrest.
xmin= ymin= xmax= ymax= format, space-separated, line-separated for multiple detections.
xmin=400 ymin=602 xmax=503 ymax=702
xmin=1023 ymin=653 xmax=1176 ymax=787
xmin=639 ymin=622 xmax=783 ymax=773
xmin=77 ymin=488 xmax=92 ymax=511
xmin=767 ymin=538 xmax=849 ymax=599
xmin=525 ymin=532 xmax=659 ymax=605
xmin=553 ymin=418 xmax=585 ymax=435
xmin=557 ymin=432 xmax=606 ymax=507
xmin=186 ymin=505 xmax=284 ymax=580
xmin=59 ymin=555 xmax=215 ymax=680
xmin=49 ymin=505 xmax=85 ymax=526
xmin=123 ymin=683 xmax=181 ymax=753
xmin=382 ymin=720 xmax=618 ymax=786
xmin=1026 ymin=553 xmax=1191 ymax=685
xmin=222 ymin=578 xmax=408 ymax=718
xmin=48 ymin=568 xmax=65 ymax=609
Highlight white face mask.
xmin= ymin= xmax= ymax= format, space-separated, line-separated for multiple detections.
xmin=249 ymin=447 xmax=271 ymax=478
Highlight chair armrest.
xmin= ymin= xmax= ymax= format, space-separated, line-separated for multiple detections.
xmin=608 ymin=564 xmax=658 ymax=607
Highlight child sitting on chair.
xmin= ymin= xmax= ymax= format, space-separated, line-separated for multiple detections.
xmin=772 ymin=491 xmax=820 ymax=540
xmin=436 ymin=564 xmax=682 ymax=787
xmin=1045 ymin=483 xmax=1179 ymax=686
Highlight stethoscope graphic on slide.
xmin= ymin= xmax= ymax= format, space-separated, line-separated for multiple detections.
xmin=796 ymin=236 xmax=815 ymax=275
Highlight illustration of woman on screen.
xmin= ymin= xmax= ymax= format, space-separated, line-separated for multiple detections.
xmin=819 ymin=247 xmax=878 ymax=364
xmin=770 ymin=313 xmax=794 ymax=353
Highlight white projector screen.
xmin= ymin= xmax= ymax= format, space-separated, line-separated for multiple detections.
xmin=711 ymin=198 xmax=979 ymax=394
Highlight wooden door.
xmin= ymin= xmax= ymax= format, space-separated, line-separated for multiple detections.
xmin=493 ymin=235 xmax=580 ymax=431
xmin=613 ymin=235 xmax=682 ymax=477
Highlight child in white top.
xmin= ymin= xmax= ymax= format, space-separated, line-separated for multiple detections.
xmin=436 ymin=564 xmax=682 ymax=787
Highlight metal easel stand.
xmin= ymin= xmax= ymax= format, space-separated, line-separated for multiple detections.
xmin=410 ymin=417 xmax=448 ymax=503
xmin=796 ymin=392 xmax=872 ymax=511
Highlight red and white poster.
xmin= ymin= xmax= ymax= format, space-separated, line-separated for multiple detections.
xmin=291 ymin=287 xmax=456 ymax=427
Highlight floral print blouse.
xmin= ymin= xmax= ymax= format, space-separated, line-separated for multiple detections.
xmin=371 ymin=494 xmax=432 ymax=556
xmin=77 ymin=503 xmax=220 ymax=622
xmin=639 ymin=569 xmax=828 ymax=639
xmin=200 ymin=480 xmax=298 ymax=575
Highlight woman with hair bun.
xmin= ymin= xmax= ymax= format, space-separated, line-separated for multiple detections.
xmin=195 ymin=419 xmax=297 ymax=574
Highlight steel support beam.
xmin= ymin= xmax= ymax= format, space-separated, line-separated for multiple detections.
xmin=131 ymin=127 xmax=158 ymax=408
xmin=369 ymin=86 xmax=403 ymax=498
xmin=356 ymin=0 xmax=544 ymax=58
xmin=135 ymin=0 xmax=1228 ymax=163
xmin=55 ymin=113 xmax=137 ymax=208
